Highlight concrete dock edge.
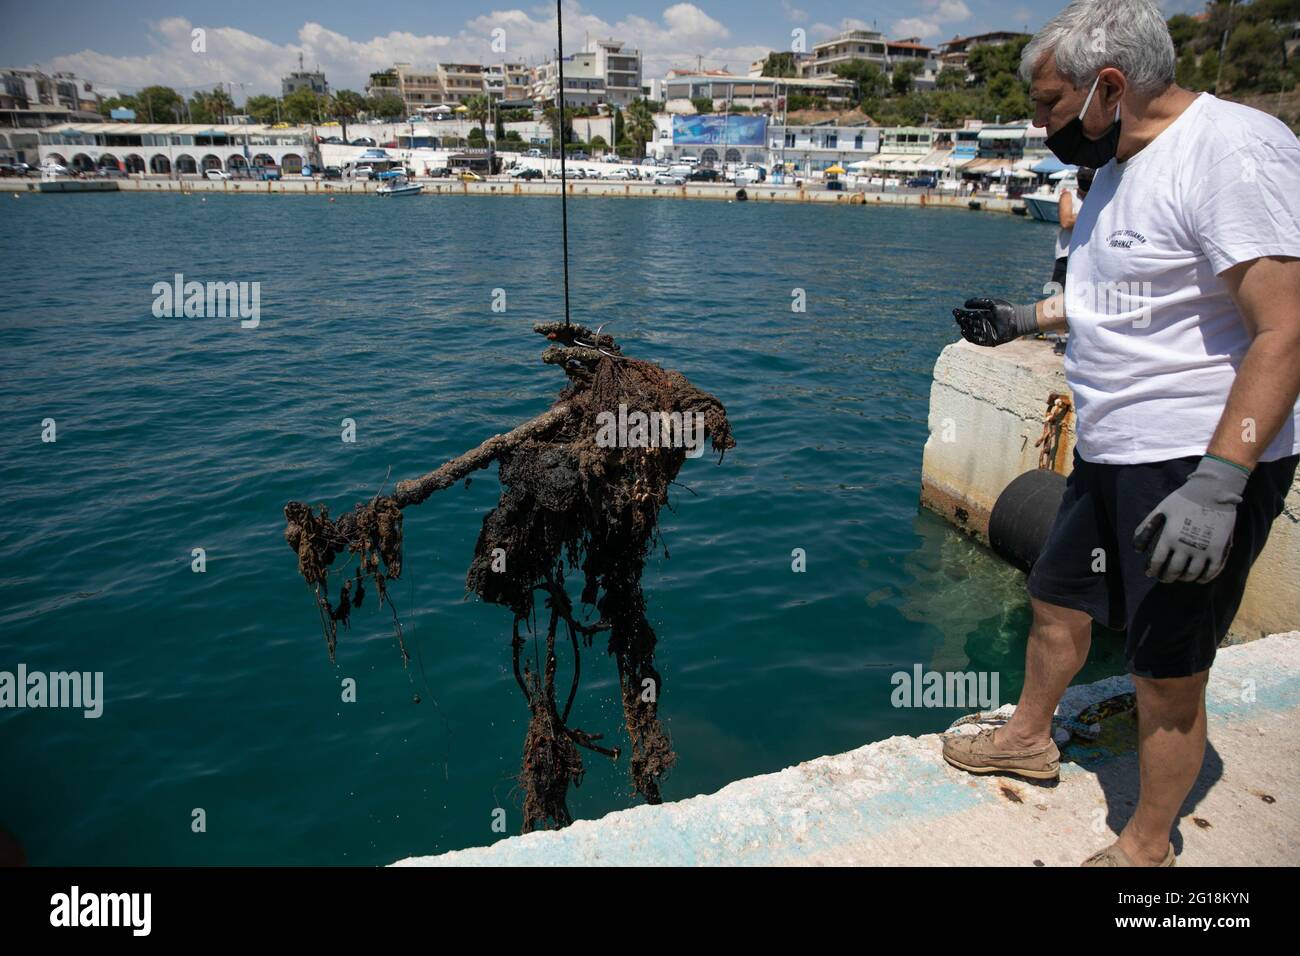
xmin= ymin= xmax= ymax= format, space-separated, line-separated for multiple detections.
xmin=394 ymin=632 xmax=1300 ymax=867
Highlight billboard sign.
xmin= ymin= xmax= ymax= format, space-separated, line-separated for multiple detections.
xmin=671 ymin=114 xmax=767 ymax=147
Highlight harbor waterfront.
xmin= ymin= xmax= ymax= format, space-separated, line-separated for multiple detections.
xmin=0 ymin=194 xmax=1123 ymax=865
xmin=0 ymin=175 xmax=1026 ymax=212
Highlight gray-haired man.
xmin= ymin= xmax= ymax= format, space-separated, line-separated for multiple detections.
xmin=946 ymin=0 xmax=1300 ymax=866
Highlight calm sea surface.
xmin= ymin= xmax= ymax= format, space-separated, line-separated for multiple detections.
xmin=0 ymin=192 xmax=1126 ymax=864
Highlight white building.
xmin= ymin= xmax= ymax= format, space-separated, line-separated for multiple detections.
xmin=660 ymin=71 xmax=856 ymax=112
xmin=38 ymin=123 xmax=317 ymax=175
xmin=768 ymin=122 xmax=881 ymax=175
xmin=532 ymin=39 xmax=643 ymax=109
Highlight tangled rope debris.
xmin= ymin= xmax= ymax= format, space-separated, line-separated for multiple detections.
xmin=283 ymin=321 xmax=735 ymax=831
xmin=1035 ymin=392 xmax=1072 ymax=471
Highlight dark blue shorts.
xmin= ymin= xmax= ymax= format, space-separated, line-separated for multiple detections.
xmin=1026 ymin=450 xmax=1298 ymax=679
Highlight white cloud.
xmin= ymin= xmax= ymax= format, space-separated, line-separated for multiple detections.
xmin=890 ymin=0 xmax=971 ymax=42
xmin=38 ymin=4 xmax=768 ymax=97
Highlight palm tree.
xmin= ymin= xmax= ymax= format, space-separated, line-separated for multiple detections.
xmin=625 ymin=98 xmax=656 ymax=159
xmin=465 ymin=94 xmax=492 ymax=143
xmin=331 ymin=90 xmax=366 ymax=141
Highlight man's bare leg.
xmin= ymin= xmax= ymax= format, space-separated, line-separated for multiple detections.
xmin=994 ymin=598 xmax=1092 ymax=750
xmin=1112 ymin=670 xmax=1208 ymax=865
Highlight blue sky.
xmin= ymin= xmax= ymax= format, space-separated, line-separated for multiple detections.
xmin=1 ymin=0 xmax=1205 ymax=97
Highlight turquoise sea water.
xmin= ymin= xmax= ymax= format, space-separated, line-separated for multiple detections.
xmin=0 ymin=193 xmax=1126 ymax=864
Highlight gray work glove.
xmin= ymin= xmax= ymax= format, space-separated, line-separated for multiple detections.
xmin=1133 ymin=456 xmax=1250 ymax=584
xmin=952 ymin=298 xmax=1038 ymax=347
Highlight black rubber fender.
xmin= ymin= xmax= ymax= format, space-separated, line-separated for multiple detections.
xmin=989 ymin=469 xmax=1067 ymax=572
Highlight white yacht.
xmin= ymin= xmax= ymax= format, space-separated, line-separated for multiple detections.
xmin=1022 ymin=171 xmax=1077 ymax=223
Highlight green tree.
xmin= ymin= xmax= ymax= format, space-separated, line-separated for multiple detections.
xmin=133 ymin=86 xmax=185 ymax=123
xmin=691 ymin=96 xmax=713 ymax=113
xmin=761 ymin=51 xmax=798 ymax=77
xmin=936 ymin=66 xmax=967 ymax=91
xmin=625 ymin=98 xmax=657 ymax=158
xmin=589 ymin=134 xmax=608 ymax=153
xmin=188 ymin=87 xmax=235 ymax=124
xmin=465 ymin=94 xmax=492 ymax=142
xmin=966 ymin=39 xmax=1028 ymax=85
xmin=246 ymin=95 xmax=281 ymax=124
xmin=833 ymin=60 xmax=887 ymax=105
xmin=366 ymin=93 xmax=406 ymax=121
xmin=98 ymin=94 xmax=139 ymax=118
xmin=282 ymin=87 xmax=326 ymax=123
xmin=330 ymin=90 xmax=366 ymax=139
xmin=891 ymin=60 xmax=925 ymax=95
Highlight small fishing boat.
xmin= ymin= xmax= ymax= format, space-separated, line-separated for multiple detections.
xmin=1022 ymin=170 xmax=1077 ymax=223
xmin=377 ymin=177 xmax=423 ymax=197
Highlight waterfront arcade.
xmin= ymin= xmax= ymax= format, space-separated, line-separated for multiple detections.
xmin=37 ymin=123 xmax=316 ymax=176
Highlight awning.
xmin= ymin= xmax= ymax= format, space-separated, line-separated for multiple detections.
xmin=915 ymin=149 xmax=951 ymax=171
xmin=962 ymin=158 xmax=1014 ymax=173
xmin=1031 ymin=155 xmax=1073 ymax=175
xmin=868 ymin=153 xmax=923 ymax=172
xmin=977 ymin=127 xmax=1026 ymax=141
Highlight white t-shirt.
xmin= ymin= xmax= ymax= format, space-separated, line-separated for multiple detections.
xmin=1064 ymin=92 xmax=1300 ymax=464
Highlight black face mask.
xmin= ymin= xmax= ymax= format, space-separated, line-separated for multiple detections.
xmin=1045 ymin=74 xmax=1121 ymax=167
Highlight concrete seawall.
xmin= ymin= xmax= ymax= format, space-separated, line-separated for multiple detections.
xmin=920 ymin=338 xmax=1300 ymax=639
xmin=0 ymin=176 xmax=1023 ymax=212
xmin=395 ymin=632 xmax=1300 ymax=866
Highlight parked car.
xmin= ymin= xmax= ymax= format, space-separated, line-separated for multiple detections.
xmin=0 ymin=162 xmax=31 ymax=177
xmin=319 ymin=136 xmax=343 ymax=144
xmin=525 ymin=148 xmax=543 ymax=157
xmin=653 ymin=172 xmax=685 ymax=185
xmin=906 ymin=175 xmax=937 ymax=189
xmin=204 ymin=168 xmax=231 ymax=181
xmin=458 ymin=170 xmax=483 ymax=182
xmin=688 ymin=168 xmax=720 ymax=182
xmin=350 ymin=165 xmax=376 ymax=180
xmin=96 ymin=165 xmax=126 ymax=178
xmin=427 ymin=166 xmax=452 ymax=178
xmin=350 ymin=137 xmax=377 ymax=147
xmin=510 ymin=167 xmax=543 ymax=180
xmin=322 ymin=166 xmax=343 ymax=180
xmin=38 ymin=162 xmax=69 ymax=176
xmin=604 ymin=168 xmax=633 ymax=180
xmin=568 ymin=150 xmax=589 ymax=161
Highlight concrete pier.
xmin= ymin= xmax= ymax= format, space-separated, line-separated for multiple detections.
xmin=395 ymin=631 xmax=1300 ymax=866
xmin=0 ymin=176 xmax=1023 ymax=212
xmin=921 ymin=337 xmax=1299 ymax=639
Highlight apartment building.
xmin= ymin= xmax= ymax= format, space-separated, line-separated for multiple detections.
xmin=936 ymin=32 xmax=1031 ymax=72
xmin=282 ymin=55 xmax=328 ymax=98
xmin=800 ymin=30 xmax=888 ymax=79
xmin=532 ymin=39 xmax=643 ymax=109
xmin=368 ymin=61 xmax=536 ymax=113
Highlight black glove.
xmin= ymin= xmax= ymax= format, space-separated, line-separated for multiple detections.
xmin=952 ymin=297 xmax=1038 ymax=347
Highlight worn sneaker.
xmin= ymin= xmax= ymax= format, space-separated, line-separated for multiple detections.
xmin=1081 ymin=843 xmax=1176 ymax=867
xmin=941 ymin=727 xmax=1060 ymax=781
